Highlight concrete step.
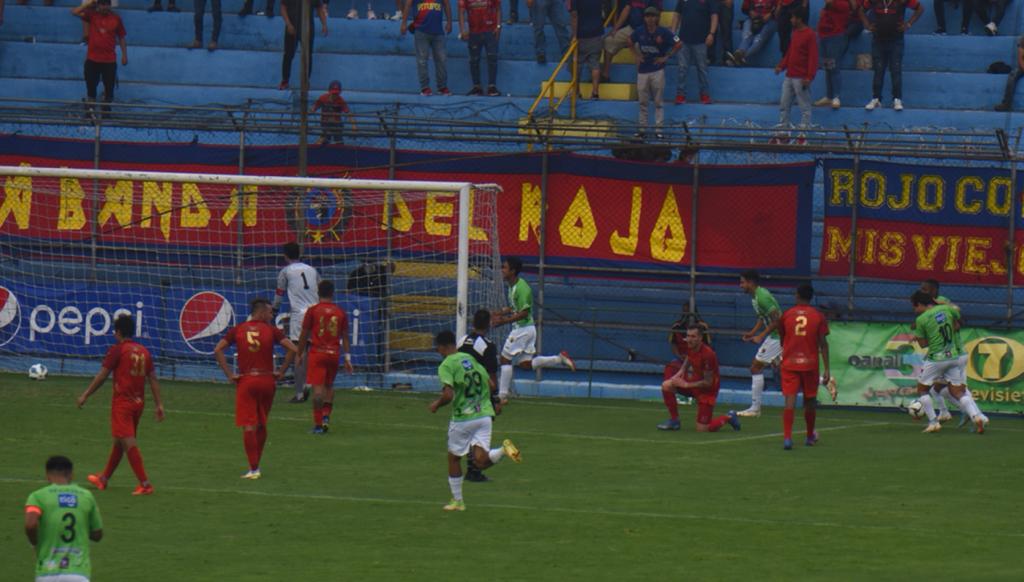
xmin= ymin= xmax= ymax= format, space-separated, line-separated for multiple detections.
xmin=540 ymin=80 xmax=637 ymax=101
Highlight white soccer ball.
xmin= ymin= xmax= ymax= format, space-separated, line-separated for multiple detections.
xmin=907 ymin=400 xmax=925 ymax=419
xmin=28 ymin=363 xmax=48 ymax=381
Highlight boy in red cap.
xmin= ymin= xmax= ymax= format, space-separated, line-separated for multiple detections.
xmin=311 ymin=80 xmax=357 ymax=145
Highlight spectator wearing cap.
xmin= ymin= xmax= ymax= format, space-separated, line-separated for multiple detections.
xmin=72 ymin=0 xmax=126 ymax=114
xmin=727 ymin=0 xmax=777 ymax=66
xmin=572 ymin=0 xmax=606 ymax=99
xmin=860 ymin=0 xmax=923 ymax=112
xmin=459 ymin=0 xmax=502 ymax=96
xmin=147 ymin=0 xmax=179 ymax=13
xmin=190 ymin=0 xmax=221 ymax=51
xmin=672 ymin=0 xmax=719 ymax=105
xmin=814 ymin=0 xmax=856 ymax=109
xmin=603 ymin=0 xmax=662 ymax=83
xmin=632 ymin=6 xmax=681 ymax=138
xmin=995 ymin=36 xmax=1024 ymax=111
xmin=774 ymin=8 xmax=817 ymax=139
xmin=279 ymin=0 xmax=328 ymax=90
xmin=401 ymin=0 xmax=453 ymax=95
xmin=527 ymin=0 xmax=571 ymax=64
xmin=312 ymin=81 xmax=358 ymax=144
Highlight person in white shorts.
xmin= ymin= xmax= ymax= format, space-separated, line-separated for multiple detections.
xmin=272 ymin=241 xmax=320 ymax=403
xmin=738 ymin=270 xmax=782 ymax=417
xmin=919 ymin=279 xmax=975 ymax=426
xmin=493 ymin=256 xmax=576 ymax=404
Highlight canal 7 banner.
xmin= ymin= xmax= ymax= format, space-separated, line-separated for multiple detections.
xmin=819 ymin=159 xmax=1022 ymax=285
xmin=829 ymin=322 xmax=1024 ymax=413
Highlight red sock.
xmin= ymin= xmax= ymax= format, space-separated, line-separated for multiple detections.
xmin=243 ymin=431 xmax=260 ymax=470
xmin=313 ymin=403 xmax=323 ymax=427
xmin=125 ymin=446 xmax=149 ymax=484
xmin=661 ymin=390 xmax=679 ymax=421
xmin=102 ymin=444 xmax=123 ymax=480
xmin=707 ymin=415 xmax=729 ymax=432
xmin=804 ymin=404 xmax=817 ymax=436
xmin=783 ymin=409 xmax=795 ymax=439
xmin=256 ymin=426 xmax=268 ymax=458
xmin=322 ymin=402 xmax=333 ymax=416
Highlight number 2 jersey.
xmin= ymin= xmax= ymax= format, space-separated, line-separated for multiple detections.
xmin=101 ymin=340 xmax=154 ymax=404
xmin=301 ymin=301 xmax=349 ymax=355
xmin=438 ymin=352 xmax=495 ymax=422
xmin=222 ymin=321 xmax=285 ymax=376
xmin=24 ymin=483 xmax=103 ymax=578
xmin=778 ymin=305 xmax=829 ymax=372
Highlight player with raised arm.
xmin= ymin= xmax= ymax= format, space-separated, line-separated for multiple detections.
xmin=429 ymin=331 xmax=521 ymax=511
xmin=911 ymin=291 xmax=989 ymax=434
xmin=657 ymin=326 xmax=741 ymax=433
xmin=738 ymin=270 xmax=782 ymax=417
xmin=459 ymin=309 xmax=501 ymax=482
xmin=296 ymin=280 xmax=353 ymax=435
xmin=272 ymin=241 xmax=321 ymax=403
xmin=25 ymin=456 xmax=103 ymax=582
xmin=494 ymin=256 xmax=576 ymax=404
xmin=77 ymin=315 xmax=164 ymax=496
xmin=215 ymin=298 xmax=298 ymax=479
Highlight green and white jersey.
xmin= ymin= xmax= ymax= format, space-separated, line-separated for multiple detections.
xmin=915 ymin=304 xmax=961 ymax=362
xmin=438 ymin=352 xmax=495 ymax=422
xmin=507 ymin=277 xmax=534 ymax=329
xmin=25 ymin=483 xmax=102 ymax=579
xmin=752 ymin=287 xmax=781 ymax=339
xmin=935 ymin=295 xmax=964 ymax=353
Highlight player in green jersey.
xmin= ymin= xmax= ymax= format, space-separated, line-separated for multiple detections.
xmin=429 ymin=331 xmax=522 ymax=511
xmin=493 ymin=256 xmax=576 ymax=404
xmin=24 ymin=456 xmax=103 ymax=582
xmin=738 ymin=270 xmax=782 ymax=417
xmin=911 ymin=291 xmax=988 ymax=434
xmin=920 ymin=279 xmax=974 ymax=427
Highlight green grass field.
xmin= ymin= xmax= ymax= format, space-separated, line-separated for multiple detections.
xmin=1 ymin=372 xmax=1022 ymax=581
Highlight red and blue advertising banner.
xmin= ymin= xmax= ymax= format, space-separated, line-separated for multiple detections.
xmin=819 ymin=159 xmax=1022 ymax=285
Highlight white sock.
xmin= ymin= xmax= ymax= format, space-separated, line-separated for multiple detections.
xmin=499 ymin=365 xmax=513 ymax=398
xmin=294 ymin=359 xmax=308 ymax=397
xmin=488 ymin=448 xmax=504 ymax=464
xmin=532 ymin=355 xmax=561 ymax=368
xmin=958 ymin=393 xmax=981 ymax=420
xmin=919 ymin=393 xmax=937 ymax=422
xmin=750 ymin=374 xmax=764 ymax=409
xmin=931 ymin=387 xmax=950 ymax=415
xmin=448 ymin=476 xmax=463 ymax=501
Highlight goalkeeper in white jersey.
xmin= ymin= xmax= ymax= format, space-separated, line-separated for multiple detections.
xmin=273 ymin=241 xmax=321 ymax=403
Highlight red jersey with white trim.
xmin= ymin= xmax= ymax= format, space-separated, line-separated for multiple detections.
xmin=101 ymin=340 xmax=153 ymax=403
xmin=302 ymin=301 xmax=348 ymax=354
xmin=682 ymin=343 xmax=720 ymax=393
xmin=778 ymin=305 xmax=829 ymax=372
xmin=222 ymin=321 xmax=284 ymax=375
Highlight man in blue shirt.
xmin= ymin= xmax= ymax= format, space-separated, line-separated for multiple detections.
xmin=672 ymin=0 xmax=718 ymax=105
xmin=603 ymin=0 xmax=662 ymax=82
xmin=401 ymin=0 xmax=453 ymax=95
xmin=632 ymin=6 xmax=682 ymax=138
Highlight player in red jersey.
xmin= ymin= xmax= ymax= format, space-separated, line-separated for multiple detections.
xmin=773 ymin=283 xmax=832 ymax=450
xmin=657 ymin=326 xmax=741 ymax=433
xmin=296 ymin=280 xmax=354 ymax=434
xmin=77 ymin=315 xmax=165 ymax=496
xmin=214 ymin=298 xmax=298 ymax=479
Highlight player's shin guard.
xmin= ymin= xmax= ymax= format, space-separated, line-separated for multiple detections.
xmin=750 ymin=374 xmax=765 ymax=410
xmin=783 ymin=408 xmax=795 ymax=439
xmin=448 ymin=475 xmax=464 ymax=501
xmin=804 ymin=398 xmax=817 ymax=436
xmin=102 ymin=444 xmax=124 ymax=479
xmin=930 ymin=387 xmax=950 ymax=415
xmin=957 ymin=392 xmax=982 ymax=419
xmin=918 ymin=393 xmax=938 ymax=423
xmin=661 ymin=388 xmax=680 ymax=420
xmin=531 ymin=355 xmax=561 ymax=368
xmin=125 ymin=446 xmax=149 ymax=484
xmin=707 ymin=415 xmax=729 ymax=432
xmin=499 ymin=365 xmax=513 ymax=399
xmin=243 ymin=431 xmax=260 ymax=470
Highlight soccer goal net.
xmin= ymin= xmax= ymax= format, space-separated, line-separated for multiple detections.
xmin=0 ymin=165 xmax=504 ymax=382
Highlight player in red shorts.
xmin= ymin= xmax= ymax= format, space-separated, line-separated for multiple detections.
xmin=657 ymin=326 xmax=741 ymax=433
xmin=773 ymin=283 xmax=833 ymax=450
xmin=296 ymin=280 xmax=354 ymax=434
xmin=77 ymin=315 xmax=165 ymax=496
xmin=214 ymin=298 xmax=298 ymax=479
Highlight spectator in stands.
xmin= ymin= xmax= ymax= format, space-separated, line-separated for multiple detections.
xmin=279 ymin=0 xmax=328 ymax=90
xmin=776 ymin=0 xmax=808 ymax=55
xmin=713 ymin=0 xmax=733 ymax=65
xmin=994 ymin=36 xmax=1024 ymax=111
xmin=147 ymin=0 xmax=179 ymax=12
xmin=238 ymin=0 xmax=272 ymax=16
xmin=527 ymin=0 xmax=571 ymax=64
xmin=726 ymin=0 xmax=777 ymax=66
xmin=347 ymin=1 xmax=377 ymax=19
xmin=312 ymin=80 xmax=358 ymax=143
xmin=815 ymin=0 xmax=856 ymax=109
xmin=603 ymin=0 xmax=661 ymax=82
xmin=401 ymin=0 xmax=453 ymax=95
xmin=392 ymin=0 xmax=404 ymax=20
xmin=774 ymin=9 xmax=816 ymax=140
xmin=933 ymin=0 xmax=970 ymax=34
xmin=507 ymin=0 xmax=521 ymax=23
xmin=672 ymin=0 xmax=719 ymax=105
xmin=572 ymin=0 xmax=606 ymax=99
xmin=976 ymin=0 xmax=1008 ymax=35
xmin=72 ymin=0 xmax=126 ymax=115
xmin=459 ymin=0 xmax=502 ymax=96
xmin=632 ymin=6 xmax=681 ymax=138
xmin=860 ymin=0 xmax=923 ymax=111
xmin=190 ymin=0 xmax=222 ymax=51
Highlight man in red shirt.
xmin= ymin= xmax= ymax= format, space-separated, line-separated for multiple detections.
xmin=215 ymin=298 xmax=298 ymax=479
xmin=774 ymin=283 xmax=833 ymax=450
xmin=77 ymin=315 xmax=165 ymax=496
xmin=774 ymin=9 xmax=817 ymax=142
xmin=71 ymin=0 xmax=127 ymax=114
xmin=296 ymin=281 xmax=354 ymax=434
xmin=657 ymin=326 xmax=741 ymax=433
xmin=311 ymin=80 xmax=357 ymax=144
xmin=458 ymin=0 xmax=501 ymax=96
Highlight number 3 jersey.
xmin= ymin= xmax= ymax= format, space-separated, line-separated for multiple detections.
xmin=438 ymin=352 xmax=495 ymax=421
xmin=101 ymin=340 xmax=154 ymax=403
xmin=24 ymin=483 xmax=103 ymax=578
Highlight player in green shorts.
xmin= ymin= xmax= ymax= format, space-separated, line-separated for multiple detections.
xmin=24 ymin=456 xmax=103 ymax=582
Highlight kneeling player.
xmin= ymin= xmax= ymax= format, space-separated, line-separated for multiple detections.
xmin=429 ymin=331 xmax=521 ymax=511
xmin=657 ymin=326 xmax=740 ymax=433
xmin=296 ymin=280 xmax=354 ymax=434
xmin=775 ymin=284 xmax=833 ymax=450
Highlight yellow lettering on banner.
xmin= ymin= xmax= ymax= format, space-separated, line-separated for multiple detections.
xmin=609 ymin=186 xmax=642 ymax=256
xmin=955 ymin=177 xmax=983 ymax=215
xmin=98 ymin=181 xmax=133 ymax=229
xmin=424 ymin=193 xmax=454 ymax=237
xmin=0 ymin=172 xmax=32 ymax=230
xmin=860 ymin=172 xmax=885 ymax=208
xmin=911 ymin=235 xmax=944 ymax=271
xmin=559 ymin=186 xmax=597 ymax=249
xmin=963 ymin=237 xmax=992 ymax=275
xmin=58 ymin=178 xmax=87 ymax=231
xmin=381 ymin=191 xmax=413 ymax=233
xmin=987 ymin=177 xmax=1012 ymax=215
xmin=861 ymin=229 xmax=878 ymax=264
xmin=180 ymin=183 xmax=211 ymax=228
xmin=824 ymin=226 xmax=852 ymax=262
xmin=888 ymin=175 xmax=911 ymax=210
xmin=878 ymin=232 xmax=906 ymax=266
xmin=649 ymin=187 xmax=686 ymax=263
xmin=944 ymin=236 xmax=962 ymax=272
xmin=518 ymin=183 xmax=541 ymax=243
xmin=222 ymin=185 xmax=258 ymax=227
xmin=141 ymin=181 xmax=173 ymax=241
xmin=829 ymin=169 xmax=854 ymax=206
xmin=468 ymin=192 xmax=487 ymax=241
xmin=917 ymin=175 xmax=944 ymax=212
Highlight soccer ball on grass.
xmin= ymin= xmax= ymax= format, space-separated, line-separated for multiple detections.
xmin=907 ymin=399 xmax=925 ymax=420
xmin=28 ymin=363 xmax=48 ymax=381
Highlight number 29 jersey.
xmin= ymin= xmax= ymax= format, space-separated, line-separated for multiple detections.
xmin=778 ymin=305 xmax=829 ymax=373
xmin=222 ymin=321 xmax=285 ymax=376
xmin=438 ymin=352 xmax=495 ymax=422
